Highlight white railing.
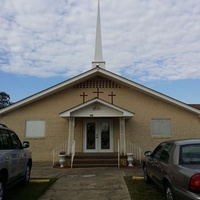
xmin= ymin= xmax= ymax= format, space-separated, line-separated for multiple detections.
xmin=71 ymin=140 xmax=75 ymax=168
xmin=52 ymin=141 xmax=68 ymax=167
xmin=118 ymin=140 xmax=120 ymax=168
xmin=52 ymin=140 xmax=142 ymax=167
xmin=126 ymin=141 xmax=143 ymax=165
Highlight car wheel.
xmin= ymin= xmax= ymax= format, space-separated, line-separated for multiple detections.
xmin=0 ymin=175 xmax=5 ymax=200
xmin=166 ymin=183 xmax=175 ymax=200
xmin=143 ymin=166 xmax=151 ymax=183
xmin=24 ymin=164 xmax=31 ymax=183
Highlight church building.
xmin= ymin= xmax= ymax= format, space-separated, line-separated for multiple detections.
xmin=1 ymin=1 xmax=200 ymax=167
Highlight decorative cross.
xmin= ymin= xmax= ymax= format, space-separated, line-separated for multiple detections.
xmin=93 ymin=87 xmax=103 ymax=98
xmin=80 ymin=92 xmax=88 ymax=103
xmin=108 ymin=92 xmax=116 ymax=104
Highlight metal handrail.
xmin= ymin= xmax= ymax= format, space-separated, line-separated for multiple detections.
xmin=126 ymin=141 xmax=143 ymax=164
xmin=52 ymin=141 xmax=68 ymax=167
xmin=71 ymin=140 xmax=75 ymax=168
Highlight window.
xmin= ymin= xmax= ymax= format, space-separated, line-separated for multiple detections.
xmin=160 ymin=143 xmax=173 ymax=162
xmin=151 ymin=119 xmax=171 ymax=137
xmin=180 ymin=144 xmax=200 ymax=164
xmin=151 ymin=142 xmax=173 ymax=162
xmin=10 ymin=131 xmax=22 ymax=149
xmin=25 ymin=120 xmax=45 ymax=138
xmin=0 ymin=130 xmax=11 ymax=149
xmin=151 ymin=144 xmax=164 ymax=159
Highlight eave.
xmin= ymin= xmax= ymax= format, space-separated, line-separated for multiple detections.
xmin=60 ymin=98 xmax=134 ymax=118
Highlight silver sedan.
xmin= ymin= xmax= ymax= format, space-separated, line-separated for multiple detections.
xmin=143 ymin=139 xmax=200 ymax=200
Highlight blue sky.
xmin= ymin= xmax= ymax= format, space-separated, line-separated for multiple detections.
xmin=0 ymin=0 xmax=200 ymax=104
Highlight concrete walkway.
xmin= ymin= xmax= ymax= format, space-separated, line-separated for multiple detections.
xmin=31 ymin=163 xmax=143 ymax=200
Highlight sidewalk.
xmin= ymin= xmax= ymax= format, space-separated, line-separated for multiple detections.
xmin=31 ymin=163 xmax=143 ymax=200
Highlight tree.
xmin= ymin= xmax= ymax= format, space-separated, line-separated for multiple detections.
xmin=0 ymin=92 xmax=12 ymax=109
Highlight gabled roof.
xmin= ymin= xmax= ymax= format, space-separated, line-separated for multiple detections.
xmin=1 ymin=67 xmax=200 ymax=115
xmin=189 ymin=104 xmax=200 ymax=110
xmin=60 ymin=98 xmax=134 ymax=118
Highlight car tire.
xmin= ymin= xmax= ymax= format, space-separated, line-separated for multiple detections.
xmin=0 ymin=174 xmax=5 ymax=200
xmin=23 ymin=164 xmax=31 ymax=183
xmin=143 ymin=166 xmax=151 ymax=183
xmin=166 ymin=183 xmax=175 ymax=200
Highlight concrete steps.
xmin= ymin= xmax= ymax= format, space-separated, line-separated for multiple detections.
xmin=72 ymin=153 xmax=119 ymax=168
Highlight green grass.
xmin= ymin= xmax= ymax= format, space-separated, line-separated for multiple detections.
xmin=4 ymin=178 xmax=57 ymax=200
xmin=124 ymin=176 xmax=165 ymax=200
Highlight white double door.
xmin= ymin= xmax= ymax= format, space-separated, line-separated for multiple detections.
xmin=83 ymin=119 xmax=113 ymax=153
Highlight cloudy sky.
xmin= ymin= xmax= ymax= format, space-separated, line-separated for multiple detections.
xmin=0 ymin=0 xmax=200 ymax=103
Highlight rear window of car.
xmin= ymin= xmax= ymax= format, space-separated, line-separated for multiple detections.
xmin=180 ymin=144 xmax=200 ymax=164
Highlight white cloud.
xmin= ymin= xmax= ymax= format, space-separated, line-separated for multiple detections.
xmin=0 ymin=0 xmax=200 ymax=81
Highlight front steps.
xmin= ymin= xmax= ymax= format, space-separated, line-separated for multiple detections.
xmin=71 ymin=153 xmax=119 ymax=168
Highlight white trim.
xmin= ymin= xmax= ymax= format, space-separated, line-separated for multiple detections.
xmin=67 ymin=117 xmax=75 ymax=155
xmin=119 ymin=117 xmax=126 ymax=154
xmin=60 ymin=98 xmax=134 ymax=118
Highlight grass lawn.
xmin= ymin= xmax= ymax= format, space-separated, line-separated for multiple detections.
xmin=124 ymin=176 xmax=165 ymax=200
xmin=4 ymin=178 xmax=57 ymax=200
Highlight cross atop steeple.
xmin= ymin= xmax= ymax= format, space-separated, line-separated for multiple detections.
xmin=92 ymin=0 xmax=105 ymax=69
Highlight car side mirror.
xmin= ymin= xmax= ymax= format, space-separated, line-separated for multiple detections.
xmin=23 ymin=141 xmax=30 ymax=148
xmin=144 ymin=151 xmax=152 ymax=157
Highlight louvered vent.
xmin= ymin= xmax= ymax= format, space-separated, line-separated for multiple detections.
xmin=74 ymin=79 xmax=121 ymax=89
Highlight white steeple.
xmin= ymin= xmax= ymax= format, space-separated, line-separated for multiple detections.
xmin=92 ymin=0 xmax=105 ymax=69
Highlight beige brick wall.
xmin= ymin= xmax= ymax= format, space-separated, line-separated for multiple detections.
xmin=0 ymin=77 xmax=200 ymax=162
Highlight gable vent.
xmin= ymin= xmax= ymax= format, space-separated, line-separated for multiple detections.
xmin=74 ymin=79 xmax=121 ymax=89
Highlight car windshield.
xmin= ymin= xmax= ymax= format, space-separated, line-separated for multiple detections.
xmin=180 ymin=144 xmax=200 ymax=164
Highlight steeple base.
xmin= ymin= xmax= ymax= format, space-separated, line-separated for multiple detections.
xmin=92 ymin=61 xmax=106 ymax=69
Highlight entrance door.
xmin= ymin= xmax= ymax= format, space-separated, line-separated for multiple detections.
xmin=84 ymin=119 xmax=113 ymax=153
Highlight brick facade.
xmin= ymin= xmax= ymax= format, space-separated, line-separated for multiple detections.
xmin=1 ymin=73 xmax=200 ymax=162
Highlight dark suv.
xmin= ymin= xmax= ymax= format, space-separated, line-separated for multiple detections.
xmin=0 ymin=124 xmax=32 ymax=200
